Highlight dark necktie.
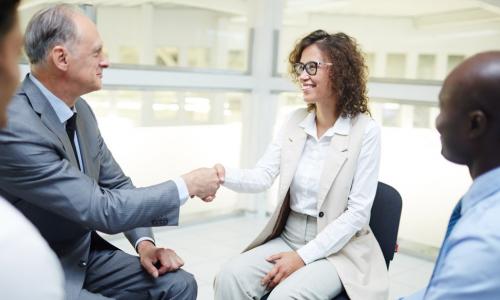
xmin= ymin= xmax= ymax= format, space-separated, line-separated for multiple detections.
xmin=425 ymin=199 xmax=462 ymax=296
xmin=66 ymin=113 xmax=81 ymax=170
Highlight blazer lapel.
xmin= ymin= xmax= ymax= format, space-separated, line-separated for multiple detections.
xmin=22 ymin=77 xmax=80 ymax=169
xmin=317 ymin=133 xmax=349 ymax=209
xmin=278 ymin=124 xmax=307 ymax=202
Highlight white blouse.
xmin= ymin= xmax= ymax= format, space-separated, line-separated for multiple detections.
xmin=224 ymin=112 xmax=381 ymax=264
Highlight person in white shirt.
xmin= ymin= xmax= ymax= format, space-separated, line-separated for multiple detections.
xmin=214 ymin=30 xmax=388 ymax=300
xmin=0 ymin=1 xmax=64 ymax=299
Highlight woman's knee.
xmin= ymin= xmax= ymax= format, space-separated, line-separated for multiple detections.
xmin=215 ymin=258 xmax=245 ymax=288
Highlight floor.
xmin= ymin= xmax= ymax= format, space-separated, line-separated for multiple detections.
xmin=106 ymin=214 xmax=434 ymax=300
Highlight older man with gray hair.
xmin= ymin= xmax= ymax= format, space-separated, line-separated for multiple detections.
xmin=0 ymin=4 xmax=221 ymax=300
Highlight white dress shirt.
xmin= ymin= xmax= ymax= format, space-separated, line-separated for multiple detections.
xmin=224 ymin=112 xmax=381 ymax=264
xmin=0 ymin=197 xmax=65 ymax=299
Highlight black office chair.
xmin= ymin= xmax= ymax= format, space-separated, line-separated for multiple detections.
xmin=262 ymin=181 xmax=403 ymax=300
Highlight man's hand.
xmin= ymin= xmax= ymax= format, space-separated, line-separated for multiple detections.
xmin=137 ymin=241 xmax=184 ymax=278
xmin=182 ymin=167 xmax=221 ymax=201
xmin=213 ymin=163 xmax=225 ymax=184
xmin=261 ymin=251 xmax=305 ymax=289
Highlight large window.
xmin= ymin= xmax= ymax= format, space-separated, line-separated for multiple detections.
xmin=84 ymin=89 xmax=247 ymax=217
xmin=19 ymin=1 xmax=250 ymax=72
xmin=278 ymin=0 xmax=500 ymax=81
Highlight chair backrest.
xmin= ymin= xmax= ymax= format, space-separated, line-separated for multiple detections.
xmin=369 ymin=181 xmax=403 ymax=268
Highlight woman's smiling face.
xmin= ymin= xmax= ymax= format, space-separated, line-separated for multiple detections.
xmin=298 ymin=44 xmax=336 ymax=106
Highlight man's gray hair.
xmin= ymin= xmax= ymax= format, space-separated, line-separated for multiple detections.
xmin=24 ymin=4 xmax=78 ymax=65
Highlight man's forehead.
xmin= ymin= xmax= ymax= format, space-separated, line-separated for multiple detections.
xmin=73 ymin=14 xmax=102 ymax=45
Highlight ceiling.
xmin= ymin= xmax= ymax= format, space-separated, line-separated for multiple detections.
xmin=19 ymin=0 xmax=500 ymax=25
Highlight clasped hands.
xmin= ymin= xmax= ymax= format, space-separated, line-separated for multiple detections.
xmin=181 ymin=163 xmax=226 ymax=202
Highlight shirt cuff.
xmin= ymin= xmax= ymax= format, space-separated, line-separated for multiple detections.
xmin=134 ymin=237 xmax=155 ymax=252
xmin=222 ymin=167 xmax=235 ymax=186
xmin=296 ymin=240 xmax=323 ymax=265
xmin=173 ymin=177 xmax=189 ymax=205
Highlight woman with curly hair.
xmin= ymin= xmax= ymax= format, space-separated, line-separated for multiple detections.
xmin=214 ymin=29 xmax=388 ymax=300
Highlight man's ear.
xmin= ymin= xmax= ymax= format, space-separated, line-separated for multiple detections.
xmin=468 ymin=109 xmax=487 ymax=139
xmin=50 ymin=45 xmax=69 ymax=71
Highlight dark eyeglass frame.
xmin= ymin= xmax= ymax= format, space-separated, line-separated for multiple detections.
xmin=293 ymin=61 xmax=333 ymax=76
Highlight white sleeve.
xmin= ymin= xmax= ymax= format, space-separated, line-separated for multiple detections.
xmin=222 ymin=120 xmax=287 ymax=193
xmin=297 ymin=121 xmax=381 ymax=264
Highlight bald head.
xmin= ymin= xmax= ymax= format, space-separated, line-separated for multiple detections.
xmin=443 ymin=51 xmax=500 ymax=118
xmin=437 ymin=51 xmax=500 ymax=178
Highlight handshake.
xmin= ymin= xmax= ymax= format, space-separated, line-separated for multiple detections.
xmin=181 ymin=164 xmax=226 ymax=202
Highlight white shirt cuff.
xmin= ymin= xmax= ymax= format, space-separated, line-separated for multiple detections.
xmin=296 ymin=240 xmax=323 ymax=265
xmin=173 ymin=177 xmax=189 ymax=205
xmin=134 ymin=237 xmax=155 ymax=252
xmin=222 ymin=167 xmax=235 ymax=186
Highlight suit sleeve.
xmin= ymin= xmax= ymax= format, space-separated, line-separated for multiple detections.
xmin=87 ymin=103 xmax=155 ymax=245
xmin=0 ymin=103 xmax=180 ymax=235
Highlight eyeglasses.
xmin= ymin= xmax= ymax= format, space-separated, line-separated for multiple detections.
xmin=293 ymin=61 xmax=333 ymax=76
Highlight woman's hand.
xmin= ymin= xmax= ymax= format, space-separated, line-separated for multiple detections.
xmin=261 ymin=251 xmax=305 ymax=289
xmin=213 ymin=163 xmax=225 ymax=183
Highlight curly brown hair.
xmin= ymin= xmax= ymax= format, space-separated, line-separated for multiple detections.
xmin=288 ymin=29 xmax=369 ymax=118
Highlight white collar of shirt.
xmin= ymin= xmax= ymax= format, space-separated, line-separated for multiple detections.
xmin=28 ymin=74 xmax=76 ymax=124
xmin=461 ymin=166 xmax=500 ymax=216
xmin=298 ymin=111 xmax=351 ymax=141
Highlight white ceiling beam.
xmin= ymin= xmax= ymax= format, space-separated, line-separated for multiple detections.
xmin=414 ymin=8 xmax=500 ymax=28
xmin=131 ymin=0 xmax=245 ymax=15
xmin=21 ymin=0 xmax=246 ymax=16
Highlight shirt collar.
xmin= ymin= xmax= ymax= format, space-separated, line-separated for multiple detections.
xmin=298 ymin=111 xmax=351 ymax=140
xmin=461 ymin=166 xmax=500 ymax=215
xmin=29 ymin=73 xmax=76 ymax=124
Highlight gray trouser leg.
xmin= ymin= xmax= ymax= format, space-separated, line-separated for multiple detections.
xmin=78 ymin=289 xmax=114 ymax=300
xmin=214 ymin=238 xmax=291 ymax=300
xmin=83 ymin=248 xmax=197 ymax=300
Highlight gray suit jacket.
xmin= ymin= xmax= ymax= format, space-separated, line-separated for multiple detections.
xmin=0 ymin=76 xmax=181 ymax=299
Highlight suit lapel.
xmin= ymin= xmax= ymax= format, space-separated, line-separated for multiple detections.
xmin=22 ymin=76 xmax=80 ymax=169
xmin=317 ymin=133 xmax=349 ymax=209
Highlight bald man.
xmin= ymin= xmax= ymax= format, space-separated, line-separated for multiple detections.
xmin=403 ymin=51 xmax=500 ymax=299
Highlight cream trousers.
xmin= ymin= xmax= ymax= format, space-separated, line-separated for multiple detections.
xmin=214 ymin=210 xmax=343 ymax=300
